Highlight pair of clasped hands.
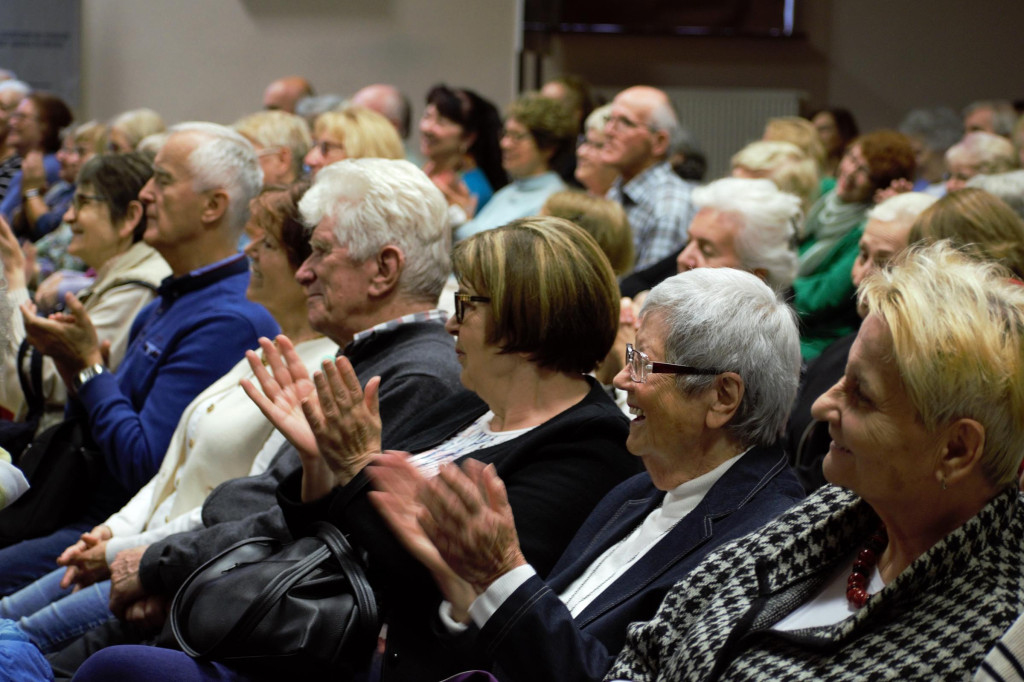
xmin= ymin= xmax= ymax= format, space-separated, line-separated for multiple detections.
xmin=242 ymin=336 xmax=528 ymax=618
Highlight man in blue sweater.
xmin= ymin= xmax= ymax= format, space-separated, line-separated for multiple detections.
xmin=0 ymin=123 xmax=279 ymax=594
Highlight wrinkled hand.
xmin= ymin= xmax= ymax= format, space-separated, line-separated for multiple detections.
xmin=108 ymin=545 xmax=149 ymax=620
xmin=57 ymin=525 xmax=113 ymax=590
xmin=33 ymin=271 xmax=64 ymax=312
xmin=0 ymin=215 xmax=26 ymax=290
xmin=19 ymin=151 xmax=46 ymax=192
xmin=367 ymin=452 xmax=477 ymax=618
xmin=124 ymin=594 xmax=170 ymax=633
xmin=21 ymin=292 xmax=103 ymax=374
xmin=420 ymin=460 xmax=526 ymax=594
xmin=304 ymin=355 xmax=382 ymax=488
xmin=873 ymin=178 xmax=914 ymax=204
xmin=241 ymin=335 xmax=319 ymax=459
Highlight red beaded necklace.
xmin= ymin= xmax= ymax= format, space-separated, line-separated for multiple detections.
xmin=846 ymin=525 xmax=887 ymax=608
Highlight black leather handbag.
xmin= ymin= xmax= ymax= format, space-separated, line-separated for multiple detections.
xmin=170 ymin=521 xmax=380 ymax=677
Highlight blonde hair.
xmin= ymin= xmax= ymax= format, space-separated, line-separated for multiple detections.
xmin=763 ymin=117 xmax=826 ymax=171
xmin=542 ymin=190 xmax=634 ymax=275
xmin=731 ymin=140 xmax=819 ymax=218
xmin=909 ymin=187 xmax=1024 ymax=279
xmin=313 ymin=106 xmax=403 ymax=160
xmin=110 ymin=108 xmax=166 ymax=150
xmin=233 ymin=110 xmax=312 ymax=178
xmin=859 ymin=241 xmax=1024 ymax=487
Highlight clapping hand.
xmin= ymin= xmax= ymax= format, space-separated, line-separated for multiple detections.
xmin=21 ymin=292 xmax=103 ymax=382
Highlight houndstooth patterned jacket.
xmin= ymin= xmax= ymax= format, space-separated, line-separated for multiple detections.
xmin=606 ymin=484 xmax=1024 ymax=681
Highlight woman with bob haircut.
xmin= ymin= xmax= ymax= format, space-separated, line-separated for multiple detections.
xmin=366 ymin=266 xmax=806 ymax=682
xmin=303 ymin=106 xmax=403 ymax=177
xmin=79 ymin=216 xmax=639 ymax=681
xmin=909 ymin=187 xmax=1024 ymax=278
xmin=602 ymin=241 xmax=1024 ymax=681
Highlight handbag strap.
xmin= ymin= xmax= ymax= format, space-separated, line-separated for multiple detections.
xmin=173 ymin=540 xmax=331 ymax=658
xmin=312 ymin=521 xmax=379 ymax=637
xmin=16 ymin=337 xmax=45 ymax=422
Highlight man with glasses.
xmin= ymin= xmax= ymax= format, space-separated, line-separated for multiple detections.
xmin=603 ymin=86 xmax=698 ymax=271
xmin=46 ymin=158 xmax=464 ymax=675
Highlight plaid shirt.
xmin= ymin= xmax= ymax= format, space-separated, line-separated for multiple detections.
xmin=608 ymin=161 xmax=697 ymax=270
xmin=350 ymin=309 xmax=448 ymax=346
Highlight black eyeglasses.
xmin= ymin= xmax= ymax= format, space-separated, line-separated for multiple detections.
xmin=71 ymin=192 xmax=106 ymax=213
xmin=453 ymin=292 xmax=490 ymax=324
xmin=625 ymin=343 xmax=719 ymax=384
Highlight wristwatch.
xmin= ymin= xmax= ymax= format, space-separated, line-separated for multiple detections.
xmin=73 ymin=363 xmax=107 ymax=391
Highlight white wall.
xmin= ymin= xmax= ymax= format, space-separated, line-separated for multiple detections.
xmin=80 ymin=0 xmax=519 ymax=129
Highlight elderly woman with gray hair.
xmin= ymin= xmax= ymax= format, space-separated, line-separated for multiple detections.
xmin=604 ymin=242 xmax=1024 ymax=681
xmin=368 ymin=266 xmax=806 ymax=682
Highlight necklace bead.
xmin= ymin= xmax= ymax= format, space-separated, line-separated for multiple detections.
xmin=846 ymin=526 xmax=887 ymax=608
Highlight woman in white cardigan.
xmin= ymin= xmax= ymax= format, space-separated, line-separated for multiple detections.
xmin=0 ymin=182 xmax=337 ymax=653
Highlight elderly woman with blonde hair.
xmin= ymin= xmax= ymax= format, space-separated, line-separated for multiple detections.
xmin=303 ymin=106 xmax=404 ymax=177
xmin=909 ymin=187 xmax=1024 ymax=279
xmin=604 ymin=241 xmax=1024 ymax=681
xmin=732 ymin=139 xmax=820 ymax=221
xmin=107 ymin=108 xmax=165 ymax=154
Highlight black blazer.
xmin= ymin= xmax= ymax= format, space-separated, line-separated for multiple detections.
xmin=472 ymin=443 xmax=804 ymax=682
xmin=278 ymin=377 xmax=639 ymax=682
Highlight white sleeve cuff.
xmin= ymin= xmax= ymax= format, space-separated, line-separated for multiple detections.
xmin=468 ymin=564 xmax=537 ymax=629
xmin=437 ymin=600 xmax=471 ymax=634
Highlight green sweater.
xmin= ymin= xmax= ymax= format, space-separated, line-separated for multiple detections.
xmin=794 ymin=223 xmax=863 ymax=361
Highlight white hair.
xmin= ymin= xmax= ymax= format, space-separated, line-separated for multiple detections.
xmin=299 ymin=158 xmax=450 ymax=301
xmin=692 ymin=177 xmax=801 ymax=291
xmin=641 ymin=267 xmax=801 ymax=447
xmin=584 ymin=104 xmax=612 ymax=135
xmin=866 ymin=192 xmax=938 ymax=224
xmin=170 ymin=122 xmax=263 ymax=235
xmin=946 ymin=131 xmax=1018 ymax=174
xmin=967 ymin=171 xmax=1024 ymax=221
xmin=0 ymin=80 xmax=30 ymax=98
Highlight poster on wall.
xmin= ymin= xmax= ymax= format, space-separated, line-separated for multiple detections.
xmin=0 ymin=0 xmax=81 ymax=113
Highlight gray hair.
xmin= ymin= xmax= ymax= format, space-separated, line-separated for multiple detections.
xmin=170 ymin=122 xmax=263 ymax=235
xmin=691 ymin=177 xmax=801 ymax=291
xmin=967 ymin=171 xmax=1024 ymax=221
xmin=866 ymin=191 xmax=938 ymax=224
xmin=963 ymin=100 xmax=1018 ymax=137
xmin=0 ymin=80 xmax=30 ymax=99
xmin=946 ymin=131 xmax=1018 ymax=174
xmin=898 ymin=107 xmax=963 ymax=154
xmin=298 ymin=158 xmax=450 ymax=301
xmin=641 ymin=267 xmax=801 ymax=448
xmin=648 ymin=97 xmax=682 ymax=153
xmin=295 ymin=94 xmax=347 ymax=122
xmin=584 ymin=104 xmax=611 ymax=135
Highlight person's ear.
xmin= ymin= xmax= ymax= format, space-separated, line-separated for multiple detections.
xmin=937 ymin=418 xmax=986 ymax=488
xmin=650 ymin=129 xmax=671 ymax=159
xmin=367 ymin=245 xmax=405 ymax=297
xmin=705 ymin=372 xmax=744 ymax=430
xmin=117 ymin=200 xmax=144 ymax=240
xmin=200 ymin=189 xmax=230 ymax=227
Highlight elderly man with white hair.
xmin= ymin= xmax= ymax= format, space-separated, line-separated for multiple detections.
xmin=621 ymin=177 xmax=801 ymax=298
xmin=946 ymin=131 xmax=1019 ymax=193
xmin=0 ymin=123 xmax=280 ymax=594
xmin=44 ymin=158 xmax=464 ymax=675
xmin=603 ymin=86 xmax=698 ymax=271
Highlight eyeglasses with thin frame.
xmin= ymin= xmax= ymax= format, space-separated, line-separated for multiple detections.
xmin=625 ymin=343 xmax=719 ymax=383
xmin=313 ymin=140 xmax=345 ymax=157
xmin=71 ymin=192 xmax=107 ymax=213
xmin=453 ymin=292 xmax=491 ymax=324
xmin=606 ymin=114 xmax=656 ymax=134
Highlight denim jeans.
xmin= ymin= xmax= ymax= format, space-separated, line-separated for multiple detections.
xmin=0 ymin=568 xmax=113 ymax=653
xmin=0 ymin=523 xmax=91 ymax=596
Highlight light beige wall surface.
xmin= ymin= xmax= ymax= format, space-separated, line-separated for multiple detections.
xmin=80 ymin=0 xmax=518 ymax=129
